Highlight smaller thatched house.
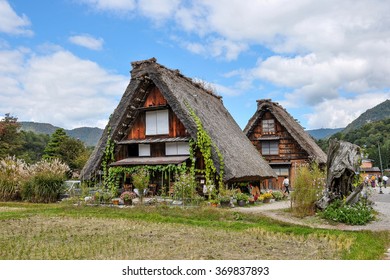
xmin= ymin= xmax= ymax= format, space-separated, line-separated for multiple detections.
xmin=81 ymin=58 xmax=275 ymax=194
xmin=244 ymin=99 xmax=327 ymax=190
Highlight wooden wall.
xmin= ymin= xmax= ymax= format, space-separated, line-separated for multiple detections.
xmin=248 ymin=111 xmax=309 ymax=162
xmin=247 ymin=111 xmax=312 ymax=190
xmin=127 ymin=86 xmax=188 ymax=140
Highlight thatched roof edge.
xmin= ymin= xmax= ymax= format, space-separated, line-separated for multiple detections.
xmin=244 ymin=99 xmax=327 ymax=164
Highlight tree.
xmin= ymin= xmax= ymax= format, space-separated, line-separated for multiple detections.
xmin=0 ymin=114 xmax=22 ymax=158
xmin=58 ymin=137 xmax=89 ymax=170
xmin=43 ymin=128 xmax=67 ymax=160
xmin=17 ymin=131 xmax=50 ymax=163
xmin=43 ymin=128 xmax=90 ymax=171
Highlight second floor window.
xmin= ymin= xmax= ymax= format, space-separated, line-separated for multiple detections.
xmin=262 ymin=141 xmax=278 ymax=155
xmin=146 ymin=109 xmax=169 ymax=135
xmin=166 ymin=142 xmax=190 ymax=156
xmin=262 ymin=119 xmax=275 ymax=134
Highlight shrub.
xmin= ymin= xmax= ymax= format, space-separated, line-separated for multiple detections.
xmin=29 ymin=172 xmax=66 ymax=203
xmin=20 ymin=158 xmax=69 ymax=203
xmin=291 ymin=163 xmax=325 ymax=217
xmin=132 ymin=167 xmax=150 ymax=203
xmin=0 ymin=156 xmax=29 ymax=201
xmin=320 ymin=200 xmax=375 ymax=225
xmin=173 ymin=172 xmax=197 ymax=201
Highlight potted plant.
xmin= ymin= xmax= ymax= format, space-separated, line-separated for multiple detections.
xmin=120 ymin=191 xmax=136 ymax=205
xmin=261 ymin=192 xmax=273 ymax=203
xmin=218 ymin=195 xmax=231 ymax=208
xmin=272 ymin=190 xmax=284 ymax=201
xmin=235 ymin=192 xmax=249 ymax=207
xmin=112 ymin=198 xmax=120 ymax=205
xmin=209 ymin=198 xmax=219 ymax=207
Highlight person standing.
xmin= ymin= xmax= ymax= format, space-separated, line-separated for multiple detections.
xmin=371 ymin=175 xmax=376 ymax=188
xmin=282 ymin=176 xmax=290 ymax=194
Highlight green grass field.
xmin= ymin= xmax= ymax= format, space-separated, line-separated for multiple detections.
xmin=0 ymin=202 xmax=388 ymax=260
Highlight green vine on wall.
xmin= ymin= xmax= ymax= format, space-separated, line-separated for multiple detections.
xmin=185 ymin=101 xmax=225 ymax=190
xmin=106 ymin=164 xmax=187 ymax=193
xmin=101 ymin=125 xmax=115 ymax=193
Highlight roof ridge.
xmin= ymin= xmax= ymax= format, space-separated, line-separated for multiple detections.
xmin=131 ymin=57 xmax=222 ymax=101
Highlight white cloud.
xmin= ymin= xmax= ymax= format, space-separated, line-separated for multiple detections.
xmin=0 ymin=0 xmax=33 ymax=36
xmin=0 ymin=47 xmax=128 ymax=129
xmin=69 ymin=34 xmax=104 ymax=50
xmin=305 ymin=93 xmax=390 ymax=129
xmin=180 ymin=38 xmax=248 ymax=61
xmin=78 ymin=0 xmax=136 ymax=14
xmin=137 ymin=0 xmax=180 ymax=21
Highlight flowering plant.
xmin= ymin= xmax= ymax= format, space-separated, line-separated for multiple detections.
xmin=120 ymin=191 xmax=136 ymax=201
xmin=261 ymin=192 xmax=273 ymax=199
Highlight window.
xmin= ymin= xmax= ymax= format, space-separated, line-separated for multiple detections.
xmin=262 ymin=141 xmax=278 ymax=155
xmin=262 ymin=119 xmax=275 ymax=134
xmin=273 ymin=167 xmax=289 ymax=176
xmin=139 ymin=144 xmax=151 ymax=156
xmin=146 ymin=110 xmax=169 ymax=135
xmin=165 ymin=142 xmax=190 ymax=156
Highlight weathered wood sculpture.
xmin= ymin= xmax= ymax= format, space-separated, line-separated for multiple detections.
xmin=316 ymin=139 xmax=362 ymax=210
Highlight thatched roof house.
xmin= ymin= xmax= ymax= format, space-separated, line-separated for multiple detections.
xmin=81 ymin=58 xmax=275 ymax=185
xmin=244 ymin=99 xmax=327 ymax=189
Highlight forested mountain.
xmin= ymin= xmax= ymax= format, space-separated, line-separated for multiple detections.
xmin=343 ymin=99 xmax=390 ymax=133
xmin=20 ymin=122 xmax=103 ymax=147
xmin=306 ymin=128 xmax=344 ymax=140
xmin=317 ymin=118 xmax=390 ymax=170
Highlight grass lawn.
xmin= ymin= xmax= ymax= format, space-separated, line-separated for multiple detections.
xmin=0 ymin=201 xmax=389 ymax=260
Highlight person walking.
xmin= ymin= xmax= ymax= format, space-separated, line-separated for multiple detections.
xmin=371 ymin=175 xmax=376 ymax=188
xmin=282 ymin=176 xmax=290 ymax=194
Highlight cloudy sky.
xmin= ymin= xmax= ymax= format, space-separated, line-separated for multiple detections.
xmin=1 ymin=0 xmax=389 ymax=130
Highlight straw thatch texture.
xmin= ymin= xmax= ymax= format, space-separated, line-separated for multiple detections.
xmin=244 ymin=99 xmax=327 ymax=164
xmin=81 ymin=58 xmax=276 ymax=182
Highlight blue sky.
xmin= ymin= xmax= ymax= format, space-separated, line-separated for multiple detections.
xmin=1 ymin=0 xmax=390 ymax=130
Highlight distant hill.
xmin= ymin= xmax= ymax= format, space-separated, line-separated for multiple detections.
xmin=343 ymin=99 xmax=390 ymax=133
xmin=306 ymin=128 xmax=344 ymax=140
xmin=20 ymin=122 xmax=103 ymax=147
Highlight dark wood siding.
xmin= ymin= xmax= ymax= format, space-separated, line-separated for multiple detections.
xmin=143 ymin=87 xmax=167 ymax=107
xmin=247 ymin=111 xmax=309 ymax=161
xmin=127 ymin=86 xmax=188 ymax=140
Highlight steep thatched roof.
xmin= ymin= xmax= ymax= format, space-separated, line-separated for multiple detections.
xmin=244 ymin=99 xmax=327 ymax=164
xmin=81 ymin=58 xmax=276 ymax=182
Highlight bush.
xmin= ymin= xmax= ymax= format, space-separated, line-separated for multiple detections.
xmin=29 ymin=172 xmax=66 ymax=203
xmin=320 ymin=200 xmax=375 ymax=225
xmin=291 ymin=163 xmax=325 ymax=217
xmin=0 ymin=156 xmax=29 ymax=201
xmin=173 ymin=172 xmax=197 ymax=201
xmin=132 ymin=167 xmax=150 ymax=203
xmin=21 ymin=158 xmax=69 ymax=203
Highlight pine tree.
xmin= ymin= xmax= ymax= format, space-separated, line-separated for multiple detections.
xmin=43 ymin=128 xmax=67 ymax=160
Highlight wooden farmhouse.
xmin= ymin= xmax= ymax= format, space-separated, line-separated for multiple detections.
xmin=244 ymin=99 xmax=327 ymax=190
xmin=360 ymin=158 xmax=381 ymax=178
xmin=81 ymin=58 xmax=276 ymax=195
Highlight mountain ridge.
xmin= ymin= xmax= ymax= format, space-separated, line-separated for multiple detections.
xmin=343 ymin=99 xmax=390 ymax=133
xmin=20 ymin=121 xmax=103 ymax=147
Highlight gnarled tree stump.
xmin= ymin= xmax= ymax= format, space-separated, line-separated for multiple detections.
xmin=316 ymin=139 xmax=362 ymax=210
